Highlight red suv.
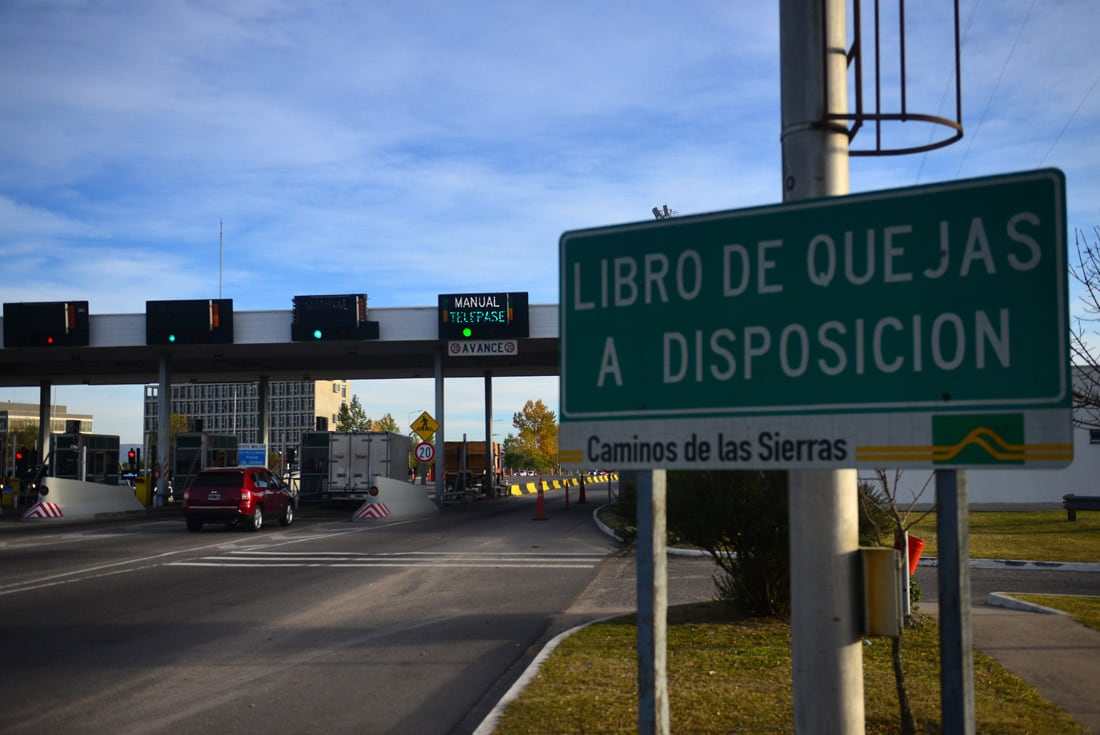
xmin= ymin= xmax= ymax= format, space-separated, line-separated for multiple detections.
xmin=182 ymin=466 xmax=295 ymax=532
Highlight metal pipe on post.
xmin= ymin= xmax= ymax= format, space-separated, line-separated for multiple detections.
xmin=38 ymin=381 xmax=50 ymax=467
xmin=484 ymin=371 xmax=493 ymax=496
xmin=156 ymin=355 xmax=171 ymax=506
xmin=780 ymin=0 xmax=864 ymax=732
xmin=257 ymin=377 xmax=269 ymax=450
xmin=434 ymin=348 xmax=445 ymax=508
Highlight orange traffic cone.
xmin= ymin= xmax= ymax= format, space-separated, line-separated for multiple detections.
xmin=577 ymin=476 xmax=588 ymax=504
xmin=533 ymin=487 xmax=548 ymax=520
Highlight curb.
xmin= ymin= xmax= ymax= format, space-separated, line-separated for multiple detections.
xmin=592 ymin=504 xmax=709 ymax=557
xmin=472 ymin=615 xmax=620 ymax=735
xmin=987 ymin=591 xmax=1069 ymax=615
xmin=919 ymin=558 xmax=1100 ymax=573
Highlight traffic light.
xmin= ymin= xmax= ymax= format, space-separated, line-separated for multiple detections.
xmin=128 ymin=449 xmax=136 ymax=465
xmin=146 ymin=299 xmax=233 ymax=345
xmin=3 ymin=301 xmax=90 ymax=347
xmin=291 ymin=294 xmax=380 ymax=341
xmin=15 ymin=447 xmax=26 ymax=476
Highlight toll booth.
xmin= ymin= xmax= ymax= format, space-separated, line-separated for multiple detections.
xmin=51 ymin=432 xmax=122 ymax=485
xmin=172 ymin=432 xmax=238 ymax=497
xmin=298 ymin=431 xmax=331 ymax=503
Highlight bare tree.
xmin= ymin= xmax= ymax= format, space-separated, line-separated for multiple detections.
xmin=1069 ymin=226 xmax=1100 ymax=428
xmin=861 ymin=469 xmax=935 ymax=735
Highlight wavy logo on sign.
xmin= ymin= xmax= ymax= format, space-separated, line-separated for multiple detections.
xmin=856 ymin=413 xmax=1072 ymax=465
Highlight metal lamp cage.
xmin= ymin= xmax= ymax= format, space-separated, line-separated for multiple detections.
xmin=833 ymin=0 xmax=963 ymax=156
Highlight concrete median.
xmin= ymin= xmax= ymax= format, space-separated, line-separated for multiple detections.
xmin=22 ymin=477 xmax=146 ymax=521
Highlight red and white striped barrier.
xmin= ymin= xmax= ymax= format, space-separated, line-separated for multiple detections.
xmin=17 ymin=477 xmax=146 ymax=522
xmin=354 ymin=502 xmax=391 ymax=520
xmin=351 ymin=477 xmax=439 ymax=521
xmin=22 ymin=501 xmax=64 ymax=520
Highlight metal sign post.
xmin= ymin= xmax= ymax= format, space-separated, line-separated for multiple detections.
xmin=937 ymin=469 xmax=975 ymax=734
xmin=635 ymin=470 xmax=670 ymax=735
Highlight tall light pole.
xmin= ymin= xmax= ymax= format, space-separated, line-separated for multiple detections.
xmin=780 ymin=0 xmax=864 ymax=732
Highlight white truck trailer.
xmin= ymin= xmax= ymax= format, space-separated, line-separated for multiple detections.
xmin=310 ymin=431 xmax=412 ymax=503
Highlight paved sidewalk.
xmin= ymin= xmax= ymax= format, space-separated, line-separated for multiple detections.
xmin=924 ymin=600 xmax=1100 ymax=734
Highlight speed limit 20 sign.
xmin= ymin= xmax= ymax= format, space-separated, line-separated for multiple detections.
xmin=415 ymin=441 xmax=435 ymax=463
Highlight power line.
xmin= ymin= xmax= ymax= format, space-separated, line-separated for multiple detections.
xmin=950 ymin=0 xmax=1034 ymax=179
xmin=1039 ymin=71 xmax=1100 ymax=166
xmin=916 ymin=0 xmax=982 ymax=183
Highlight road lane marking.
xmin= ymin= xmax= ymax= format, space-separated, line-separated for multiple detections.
xmin=167 ymin=549 xmax=606 ymax=569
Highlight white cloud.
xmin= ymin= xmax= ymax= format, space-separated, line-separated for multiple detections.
xmin=1 ymin=0 xmax=1098 ymax=441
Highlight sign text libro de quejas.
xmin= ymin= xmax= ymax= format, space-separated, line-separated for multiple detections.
xmin=558 ymin=169 xmax=1072 ymax=470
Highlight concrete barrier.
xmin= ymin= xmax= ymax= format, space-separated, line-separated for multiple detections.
xmin=507 ymin=474 xmax=613 ymax=496
xmin=21 ymin=477 xmax=146 ymax=521
xmin=352 ymin=476 xmax=440 ymax=521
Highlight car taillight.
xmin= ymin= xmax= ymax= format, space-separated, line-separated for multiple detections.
xmin=183 ymin=488 xmax=190 ymax=501
xmin=241 ymin=489 xmax=251 ymax=501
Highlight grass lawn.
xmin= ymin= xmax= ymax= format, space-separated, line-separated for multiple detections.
xmin=492 ymin=602 xmax=1087 ymax=734
xmin=492 ymin=507 xmax=1098 ymax=733
xmin=1011 ymin=594 xmax=1100 ymax=632
xmin=907 ymin=511 xmax=1100 ymax=562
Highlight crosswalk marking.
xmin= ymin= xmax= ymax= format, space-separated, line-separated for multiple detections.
xmin=168 ymin=549 xmax=606 ymax=569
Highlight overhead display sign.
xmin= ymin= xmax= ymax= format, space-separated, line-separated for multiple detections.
xmin=146 ymin=299 xmax=233 ymax=345
xmin=438 ymin=292 xmax=529 ymax=340
xmin=558 ymin=169 xmax=1072 ymax=470
xmin=3 ymin=301 xmax=90 ymax=347
xmin=291 ymin=294 xmax=380 ymax=341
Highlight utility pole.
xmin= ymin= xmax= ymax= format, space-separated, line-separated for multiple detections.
xmin=780 ymin=0 xmax=865 ymax=732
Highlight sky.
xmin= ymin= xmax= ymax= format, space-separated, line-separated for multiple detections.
xmin=1 ymin=0 xmax=1098 ymax=445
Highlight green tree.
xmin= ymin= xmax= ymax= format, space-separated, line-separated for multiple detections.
xmin=665 ymin=470 xmax=790 ymax=617
xmin=510 ymin=399 xmax=557 ymax=472
xmin=373 ymin=412 xmax=398 ymax=432
xmin=501 ymin=434 xmax=525 ymax=472
xmin=334 ymin=395 xmax=371 ymax=432
xmin=147 ymin=413 xmax=190 ymax=466
xmin=9 ymin=422 xmax=40 ymax=456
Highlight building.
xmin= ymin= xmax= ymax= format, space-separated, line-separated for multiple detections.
xmin=142 ymin=380 xmax=349 ymax=456
xmin=1 ymin=401 xmax=93 ymax=437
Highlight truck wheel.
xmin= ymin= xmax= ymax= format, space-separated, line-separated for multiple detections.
xmin=279 ymin=502 xmax=293 ymax=527
xmin=186 ymin=517 xmax=203 ymax=533
xmin=247 ymin=506 xmax=263 ymax=532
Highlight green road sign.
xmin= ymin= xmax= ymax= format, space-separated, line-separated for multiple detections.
xmin=558 ymin=169 xmax=1071 ymax=470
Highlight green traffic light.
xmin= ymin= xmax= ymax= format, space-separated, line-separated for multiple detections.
xmin=168 ymin=334 xmax=176 ymax=343
xmin=462 ymin=327 xmax=472 ymax=338
xmin=313 ymin=329 xmax=323 ymax=339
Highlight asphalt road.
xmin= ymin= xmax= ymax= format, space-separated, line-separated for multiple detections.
xmin=3 ymin=495 xmax=1097 ymax=735
xmin=0 ymin=493 xmax=623 ymax=735
xmin=915 ymin=563 xmax=1100 ymax=606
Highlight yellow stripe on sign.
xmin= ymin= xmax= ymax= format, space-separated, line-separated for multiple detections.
xmin=857 ymin=435 xmax=1075 ymax=464
xmin=559 ymin=450 xmax=584 ymax=463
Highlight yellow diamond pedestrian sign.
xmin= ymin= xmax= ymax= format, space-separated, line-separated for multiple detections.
xmin=411 ymin=411 xmax=440 ymax=441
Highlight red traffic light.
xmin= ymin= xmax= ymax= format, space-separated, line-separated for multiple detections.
xmin=128 ymin=449 xmax=136 ymax=462
xmin=15 ymin=451 xmax=23 ymax=461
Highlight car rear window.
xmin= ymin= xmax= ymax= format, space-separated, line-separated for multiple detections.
xmin=196 ymin=472 xmax=245 ymax=488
